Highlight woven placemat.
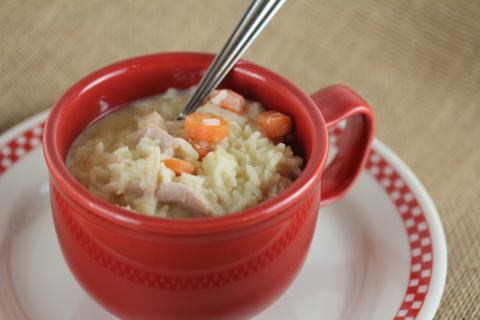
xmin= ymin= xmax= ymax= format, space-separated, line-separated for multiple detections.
xmin=1 ymin=1 xmax=479 ymax=318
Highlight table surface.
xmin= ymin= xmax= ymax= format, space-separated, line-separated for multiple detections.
xmin=1 ymin=1 xmax=479 ymax=319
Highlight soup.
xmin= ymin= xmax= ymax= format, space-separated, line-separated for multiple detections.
xmin=67 ymin=88 xmax=303 ymax=218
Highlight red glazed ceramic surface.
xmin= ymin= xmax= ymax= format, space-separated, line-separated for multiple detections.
xmin=0 ymin=113 xmax=445 ymax=319
xmin=42 ymin=53 xmax=374 ymax=319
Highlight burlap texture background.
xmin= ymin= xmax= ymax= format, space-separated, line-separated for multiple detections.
xmin=1 ymin=1 xmax=479 ymax=318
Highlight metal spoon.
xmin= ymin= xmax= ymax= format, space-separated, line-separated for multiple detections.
xmin=177 ymin=0 xmax=286 ymax=120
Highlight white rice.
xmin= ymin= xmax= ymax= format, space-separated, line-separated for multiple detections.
xmin=67 ymin=88 xmax=303 ymax=218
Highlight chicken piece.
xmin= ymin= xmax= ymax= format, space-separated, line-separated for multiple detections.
xmin=155 ymin=182 xmax=212 ymax=217
xmin=164 ymin=120 xmax=186 ymax=138
xmin=144 ymin=123 xmax=199 ymax=162
xmin=125 ymin=112 xmax=165 ymax=144
xmin=144 ymin=125 xmax=176 ymax=149
xmin=128 ymin=112 xmax=197 ymax=161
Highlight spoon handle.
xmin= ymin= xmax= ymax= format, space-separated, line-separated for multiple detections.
xmin=177 ymin=0 xmax=285 ymax=120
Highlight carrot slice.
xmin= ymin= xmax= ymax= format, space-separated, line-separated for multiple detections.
xmin=209 ymin=89 xmax=247 ymax=114
xmin=162 ymin=158 xmax=195 ymax=176
xmin=189 ymin=139 xmax=212 ymax=159
xmin=184 ymin=112 xmax=229 ymax=143
xmin=257 ymin=111 xmax=293 ymax=139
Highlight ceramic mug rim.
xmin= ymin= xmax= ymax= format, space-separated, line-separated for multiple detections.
xmin=42 ymin=52 xmax=329 ymax=236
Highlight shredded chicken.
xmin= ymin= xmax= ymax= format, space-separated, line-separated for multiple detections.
xmin=155 ymin=182 xmax=212 ymax=217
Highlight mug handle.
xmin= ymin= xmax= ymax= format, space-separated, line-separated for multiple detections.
xmin=310 ymin=85 xmax=375 ymax=206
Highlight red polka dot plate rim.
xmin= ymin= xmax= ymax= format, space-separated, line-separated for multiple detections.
xmin=0 ymin=112 xmax=446 ymax=320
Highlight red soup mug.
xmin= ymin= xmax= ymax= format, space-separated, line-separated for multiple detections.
xmin=43 ymin=52 xmax=374 ymax=320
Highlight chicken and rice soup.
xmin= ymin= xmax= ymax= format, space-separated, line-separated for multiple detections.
xmin=67 ymin=88 xmax=303 ymax=218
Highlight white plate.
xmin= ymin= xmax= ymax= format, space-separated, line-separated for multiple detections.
xmin=0 ymin=111 xmax=446 ymax=320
